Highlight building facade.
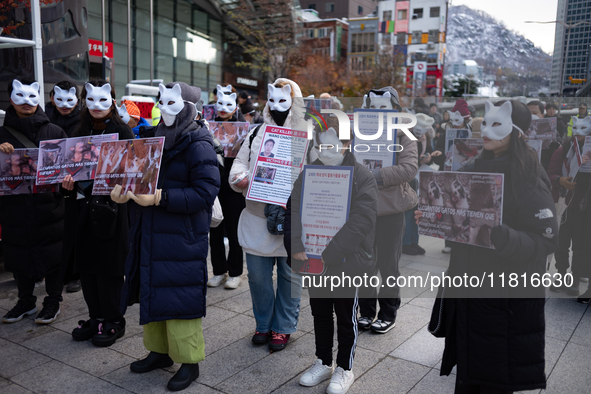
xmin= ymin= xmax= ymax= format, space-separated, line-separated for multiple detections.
xmin=299 ymin=0 xmax=378 ymax=20
xmin=347 ymin=17 xmax=379 ymax=71
xmin=302 ymin=9 xmax=349 ymax=62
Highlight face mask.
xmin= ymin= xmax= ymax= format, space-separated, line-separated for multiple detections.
xmin=268 ymin=83 xmax=292 ymax=112
xmin=447 ymin=110 xmax=465 ymax=127
xmin=217 ymin=84 xmax=233 ymax=95
xmin=317 ymin=127 xmax=344 ymax=166
xmin=53 ymin=86 xmax=78 ymax=109
xmin=158 ymin=83 xmax=186 ymax=127
xmin=216 ymin=88 xmax=237 ymax=114
xmin=117 ymin=103 xmax=130 ymax=124
xmin=481 ymin=100 xmax=524 ymax=140
xmin=11 ymin=80 xmax=40 ymax=106
xmin=85 ymin=83 xmax=113 ymax=111
xmin=368 ymin=91 xmax=393 ymax=110
xmin=572 ymin=116 xmax=591 ymax=136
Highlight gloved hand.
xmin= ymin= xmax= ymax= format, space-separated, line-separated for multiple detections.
xmin=128 ymin=189 xmax=162 ymax=207
xmin=110 ymin=184 xmax=130 ymax=204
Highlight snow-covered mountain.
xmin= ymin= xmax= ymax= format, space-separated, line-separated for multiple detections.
xmin=446 ymin=5 xmax=552 ymax=77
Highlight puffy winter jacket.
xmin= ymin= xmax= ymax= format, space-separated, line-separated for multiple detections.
xmin=45 ymin=102 xmax=81 ymax=137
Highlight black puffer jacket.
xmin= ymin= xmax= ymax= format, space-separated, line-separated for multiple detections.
xmin=45 ymin=102 xmax=81 ymax=137
xmin=0 ymin=106 xmax=67 ymax=280
xmin=286 ymin=151 xmax=378 ymax=289
xmin=440 ymin=154 xmax=558 ymax=391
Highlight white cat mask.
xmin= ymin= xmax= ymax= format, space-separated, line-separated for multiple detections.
xmin=268 ymin=84 xmax=292 ymax=112
xmin=447 ymin=110 xmax=465 ymax=127
xmin=482 ymin=101 xmax=524 ymax=140
xmin=53 ymin=86 xmax=78 ymax=109
xmin=158 ymin=83 xmax=186 ymax=126
xmin=217 ymin=84 xmax=233 ymax=95
xmin=117 ymin=104 xmax=130 ymax=124
xmin=11 ymin=80 xmax=40 ymax=107
xmin=216 ymin=86 xmax=237 ymax=115
xmin=572 ymin=116 xmax=591 ymax=136
xmin=368 ymin=91 xmax=393 ymax=110
xmin=85 ymin=83 xmax=113 ymax=111
xmin=317 ymin=127 xmax=344 ymax=166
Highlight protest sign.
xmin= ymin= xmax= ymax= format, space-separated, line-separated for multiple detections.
xmin=451 ymin=138 xmax=484 ymax=171
xmin=209 ymin=121 xmax=250 ymax=158
xmin=525 ymin=139 xmax=543 ymax=163
xmin=246 ymin=125 xmax=309 ymax=207
xmin=0 ymin=149 xmax=56 ymax=195
xmin=92 ymin=137 xmax=164 ymax=195
xmin=36 ymin=134 xmax=118 ymax=185
xmin=299 ymin=165 xmax=354 ymax=275
xmin=304 ymin=98 xmax=333 ymax=113
xmin=443 ymin=129 xmax=470 ymax=171
xmin=203 ymin=105 xmax=216 ymax=121
xmin=562 ymin=137 xmax=583 ymax=179
xmin=579 ymin=136 xmax=591 ymax=173
xmin=418 ymin=171 xmax=504 ymax=248
xmin=351 ymin=108 xmax=398 ymax=171
xmin=524 ymin=118 xmax=557 ymax=149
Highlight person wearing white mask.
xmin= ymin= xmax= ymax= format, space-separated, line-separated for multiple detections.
xmin=0 ymin=78 xmax=68 ymax=325
xmin=46 ymin=81 xmax=81 ymax=137
xmin=229 ymin=78 xmax=306 ymax=352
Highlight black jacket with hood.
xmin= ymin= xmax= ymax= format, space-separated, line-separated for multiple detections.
xmin=45 ymin=102 xmax=81 ymax=137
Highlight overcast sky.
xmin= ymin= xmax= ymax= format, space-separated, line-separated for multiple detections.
xmin=451 ymin=0 xmax=559 ymax=54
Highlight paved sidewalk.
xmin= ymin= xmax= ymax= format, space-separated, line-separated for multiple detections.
xmin=1 ymin=238 xmax=591 ymax=394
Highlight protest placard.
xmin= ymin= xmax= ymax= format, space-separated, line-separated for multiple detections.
xmin=209 ymin=121 xmax=250 ymax=158
xmin=418 ymin=171 xmax=504 ymax=248
xmin=0 ymin=149 xmax=56 ymax=195
xmin=203 ymin=105 xmax=216 ymax=121
xmin=92 ymin=137 xmax=164 ymax=195
xmin=304 ymin=98 xmax=333 ymax=113
xmin=451 ymin=138 xmax=484 ymax=171
xmin=299 ymin=165 xmax=354 ymax=275
xmin=444 ymin=129 xmax=470 ymax=171
xmin=524 ymin=118 xmax=557 ymax=149
xmin=579 ymin=136 xmax=591 ymax=173
xmin=351 ymin=108 xmax=398 ymax=171
xmin=35 ymin=134 xmax=118 ymax=185
xmin=246 ymin=125 xmax=309 ymax=207
xmin=525 ymin=139 xmax=543 ymax=163
xmin=562 ymin=137 xmax=583 ymax=178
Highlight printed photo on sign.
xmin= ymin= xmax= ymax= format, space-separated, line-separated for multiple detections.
xmin=444 ymin=129 xmax=470 ymax=171
xmin=254 ymin=165 xmax=276 ymax=184
xmin=451 ymin=138 xmax=483 ymax=171
xmin=526 ymin=139 xmax=543 ymax=163
xmin=36 ymin=134 xmax=118 ymax=186
xmin=351 ymin=108 xmax=398 ymax=169
xmin=203 ymin=105 xmax=216 ymax=121
xmin=524 ymin=118 xmax=557 ymax=149
xmin=303 ymin=98 xmax=333 ymax=113
xmin=92 ymin=137 xmax=164 ymax=195
xmin=418 ymin=171 xmax=504 ymax=248
xmin=209 ymin=121 xmax=249 ymax=158
xmin=562 ymin=137 xmax=583 ymax=179
xmin=580 ymin=136 xmax=591 ymax=173
xmin=0 ymin=149 xmax=56 ymax=195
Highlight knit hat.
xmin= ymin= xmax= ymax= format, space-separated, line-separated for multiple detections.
xmin=122 ymin=100 xmax=140 ymax=119
xmin=452 ymin=99 xmax=470 ymax=119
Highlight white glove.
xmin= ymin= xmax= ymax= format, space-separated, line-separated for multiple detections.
xmin=128 ymin=189 xmax=162 ymax=207
xmin=110 ymin=185 xmax=130 ymax=204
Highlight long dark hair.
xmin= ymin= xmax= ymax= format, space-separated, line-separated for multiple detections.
xmin=74 ymin=79 xmax=126 ymax=137
xmin=480 ymin=100 xmax=540 ymax=196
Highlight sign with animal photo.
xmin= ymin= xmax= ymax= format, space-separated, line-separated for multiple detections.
xmin=562 ymin=137 xmax=583 ymax=179
xmin=35 ymin=134 xmax=119 ymax=186
xmin=525 ymin=139 xmax=543 ymax=163
xmin=92 ymin=137 xmax=164 ymax=195
xmin=451 ymin=138 xmax=484 ymax=171
xmin=202 ymin=105 xmax=217 ymax=121
xmin=0 ymin=149 xmax=56 ymax=195
xmin=443 ymin=129 xmax=470 ymax=171
xmin=524 ymin=118 xmax=557 ymax=149
xmin=208 ymin=121 xmax=250 ymax=158
xmin=579 ymin=136 xmax=591 ymax=173
xmin=418 ymin=171 xmax=504 ymax=249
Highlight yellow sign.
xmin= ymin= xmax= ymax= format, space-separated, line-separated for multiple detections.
xmin=569 ymin=77 xmax=586 ymax=84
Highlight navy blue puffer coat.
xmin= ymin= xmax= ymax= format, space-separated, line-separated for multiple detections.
xmin=120 ymin=121 xmax=220 ymax=324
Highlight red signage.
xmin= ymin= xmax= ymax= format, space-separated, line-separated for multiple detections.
xmin=88 ymin=39 xmax=113 ymax=58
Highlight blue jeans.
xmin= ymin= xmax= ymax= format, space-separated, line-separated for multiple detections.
xmin=245 ymin=253 xmax=302 ymax=334
xmin=403 ymin=208 xmax=419 ymax=246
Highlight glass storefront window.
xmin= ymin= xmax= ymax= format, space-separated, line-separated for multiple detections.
xmin=41 ymin=10 xmax=79 ymax=46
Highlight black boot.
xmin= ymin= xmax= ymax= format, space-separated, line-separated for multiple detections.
xmin=72 ymin=318 xmax=100 ymax=341
xmin=91 ymin=317 xmax=126 ymax=347
xmin=167 ymin=363 xmax=200 ymax=391
xmin=130 ymin=351 xmax=174 ymax=373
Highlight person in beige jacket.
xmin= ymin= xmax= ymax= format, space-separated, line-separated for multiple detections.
xmin=229 ymin=78 xmax=306 ymax=351
xmin=357 ymin=87 xmax=419 ymax=334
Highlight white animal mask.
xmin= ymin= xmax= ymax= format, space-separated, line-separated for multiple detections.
xmin=11 ymin=80 xmax=40 ymax=107
xmin=158 ymin=83 xmax=185 ymax=126
xmin=447 ymin=110 xmax=465 ymax=127
xmin=117 ymin=104 xmax=130 ymax=124
xmin=572 ymin=116 xmax=591 ymax=136
xmin=216 ymin=88 xmax=237 ymax=114
xmin=481 ymin=101 xmax=524 ymax=140
xmin=317 ymin=127 xmax=344 ymax=166
xmin=268 ymin=84 xmax=292 ymax=112
xmin=53 ymin=86 xmax=78 ymax=109
xmin=368 ymin=91 xmax=393 ymax=110
xmin=413 ymin=128 xmax=430 ymax=137
xmin=217 ymin=84 xmax=233 ymax=95
xmin=85 ymin=83 xmax=113 ymax=111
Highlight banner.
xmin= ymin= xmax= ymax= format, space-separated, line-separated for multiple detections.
xmin=209 ymin=121 xmax=250 ymax=158
xmin=451 ymin=138 xmax=483 ymax=171
xmin=203 ymin=105 xmax=217 ymax=121
xmin=36 ymin=134 xmax=118 ymax=186
xmin=413 ymin=61 xmax=427 ymax=97
xmin=246 ymin=125 xmax=309 ymax=207
xmin=525 ymin=139 xmax=543 ymax=163
xmin=299 ymin=165 xmax=354 ymax=275
xmin=418 ymin=171 xmax=504 ymax=248
xmin=0 ymin=149 xmax=56 ymax=195
xmin=524 ymin=118 xmax=557 ymax=149
xmin=351 ymin=108 xmax=398 ymax=170
xmin=444 ymin=129 xmax=470 ymax=171
xmin=579 ymin=136 xmax=591 ymax=173
xmin=92 ymin=137 xmax=165 ymax=195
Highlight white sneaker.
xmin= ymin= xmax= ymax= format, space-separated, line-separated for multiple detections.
xmin=224 ymin=276 xmax=242 ymax=289
xmin=442 ymin=246 xmax=452 ymax=254
xmin=326 ymin=367 xmax=354 ymax=394
xmin=207 ymin=274 xmax=228 ymax=287
xmin=299 ymin=359 xmax=334 ymax=387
